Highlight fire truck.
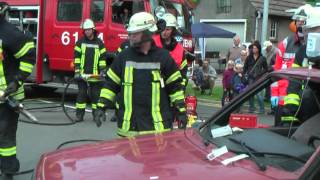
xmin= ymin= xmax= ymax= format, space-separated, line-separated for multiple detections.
xmin=3 ymin=0 xmax=195 ymax=84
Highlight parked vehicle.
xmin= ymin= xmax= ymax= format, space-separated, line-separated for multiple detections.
xmin=35 ymin=68 xmax=320 ymax=180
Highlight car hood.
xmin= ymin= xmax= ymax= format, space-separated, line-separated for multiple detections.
xmin=36 ymin=129 xmax=292 ymax=180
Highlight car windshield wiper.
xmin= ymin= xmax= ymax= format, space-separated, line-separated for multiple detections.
xmin=239 ymin=141 xmax=267 ymax=171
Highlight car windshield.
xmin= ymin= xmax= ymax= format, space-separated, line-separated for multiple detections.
xmin=197 ymin=70 xmax=320 ymax=172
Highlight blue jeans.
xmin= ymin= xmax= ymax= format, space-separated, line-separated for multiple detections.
xmin=249 ymin=91 xmax=265 ymax=113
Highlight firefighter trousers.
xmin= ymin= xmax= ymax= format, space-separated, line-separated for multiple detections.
xmin=76 ymin=80 xmax=103 ymax=115
xmin=0 ymin=104 xmax=20 ymax=174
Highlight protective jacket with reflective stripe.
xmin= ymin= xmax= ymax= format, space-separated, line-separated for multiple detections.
xmin=74 ymin=36 xmax=107 ymax=76
xmin=271 ymin=34 xmax=302 ymax=106
xmin=0 ymin=19 xmax=35 ymax=100
xmin=283 ymin=45 xmax=319 ymax=122
xmin=153 ymin=34 xmax=187 ymax=85
xmin=98 ymin=43 xmax=185 ymax=136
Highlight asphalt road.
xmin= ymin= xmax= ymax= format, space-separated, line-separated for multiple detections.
xmin=6 ymin=86 xmax=274 ymax=180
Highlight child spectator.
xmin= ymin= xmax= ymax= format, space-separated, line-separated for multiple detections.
xmin=232 ymin=63 xmax=246 ymax=97
xmin=222 ymin=60 xmax=234 ymax=106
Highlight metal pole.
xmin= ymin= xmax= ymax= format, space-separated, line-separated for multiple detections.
xmin=261 ymin=0 xmax=269 ymax=43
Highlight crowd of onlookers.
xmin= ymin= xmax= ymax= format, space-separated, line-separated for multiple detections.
xmin=190 ymin=36 xmax=279 ymax=114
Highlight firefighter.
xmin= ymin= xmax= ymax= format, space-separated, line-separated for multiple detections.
xmin=282 ymin=8 xmax=320 ymax=126
xmin=74 ymin=18 xmax=107 ymax=122
xmin=93 ymin=12 xmax=187 ymax=136
xmin=0 ymin=2 xmax=35 ymax=179
xmin=270 ymin=4 xmax=312 ymax=126
xmin=153 ymin=13 xmax=188 ymax=89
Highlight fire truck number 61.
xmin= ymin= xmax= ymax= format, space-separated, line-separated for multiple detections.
xmin=61 ymin=31 xmax=104 ymax=46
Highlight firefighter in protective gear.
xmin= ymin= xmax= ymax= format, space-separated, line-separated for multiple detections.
xmin=94 ymin=12 xmax=187 ymax=136
xmin=282 ymin=7 xmax=320 ymax=126
xmin=74 ymin=18 xmax=107 ymax=123
xmin=270 ymin=4 xmax=310 ymax=126
xmin=0 ymin=2 xmax=35 ymax=179
xmin=153 ymin=13 xmax=188 ymax=89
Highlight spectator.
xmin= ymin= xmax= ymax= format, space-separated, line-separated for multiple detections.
xmin=226 ymin=36 xmax=244 ymax=62
xmin=262 ymin=40 xmax=278 ymax=104
xmin=235 ymin=50 xmax=247 ymax=65
xmin=232 ymin=63 xmax=246 ymax=97
xmin=198 ymin=59 xmax=217 ymax=95
xmin=222 ymin=60 xmax=235 ymax=106
xmin=244 ymin=41 xmax=268 ymax=114
xmin=262 ymin=40 xmax=278 ymax=71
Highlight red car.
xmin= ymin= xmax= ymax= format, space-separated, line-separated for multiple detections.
xmin=35 ymin=68 xmax=320 ymax=180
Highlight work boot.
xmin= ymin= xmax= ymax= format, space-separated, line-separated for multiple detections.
xmin=75 ymin=109 xmax=85 ymax=122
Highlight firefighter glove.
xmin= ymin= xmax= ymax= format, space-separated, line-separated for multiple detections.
xmin=3 ymin=80 xmax=20 ymax=97
xmin=177 ymin=113 xmax=187 ymax=129
xmin=93 ymin=108 xmax=105 ymax=127
xmin=270 ymin=96 xmax=279 ymax=107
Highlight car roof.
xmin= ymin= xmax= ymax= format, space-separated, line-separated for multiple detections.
xmin=270 ymin=68 xmax=320 ymax=83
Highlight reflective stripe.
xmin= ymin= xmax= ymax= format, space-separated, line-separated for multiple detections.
xmin=284 ymin=93 xmax=300 ymax=106
xmin=180 ymin=59 xmax=188 ymax=70
xmin=0 ymin=58 xmax=24 ymax=101
xmin=80 ymin=44 xmax=86 ymax=74
xmin=122 ymin=66 xmax=133 ymax=132
xmin=75 ymin=58 xmax=81 ymax=64
xmin=283 ymin=53 xmax=295 ymax=59
xmin=169 ymin=90 xmax=184 ymax=103
xmin=92 ymin=103 xmax=97 ymax=110
xmin=93 ymin=48 xmax=99 ymax=75
xmin=19 ymin=61 xmax=34 ymax=73
xmin=74 ymin=46 xmax=81 ymax=53
xmin=178 ymin=107 xmax=186 ymax=113
xmin=166 ymin=71 xmax=181 ymax=85
xmin=100 ymin=88 xmax=116 ymax=102
xmin=151 ymin=71 xmax=164 ymax=131
xmin=14 ymin=42 xmax=34 ymax=59
xmin=76 ymin=103 xmax=86 ymax=109
xmin=100 ymin=48 xmax=106 ymax=54
xmin=281 ymin=116 xmax=299 ymax=122
xmin=0 ymin=146 xmax=17 ymax=156
xmin=292 ymin=63 xmax=301 ymax=68
xmin=0 ymin=59 xmax=7 ymax=91
xmin=107 ymin=69 xmax=121 ymax=85
xmin=82 ymin=43 xmax=99 ymax=48
xmin=117 ymin=128 xmax=171 ymax=137
xmin=99 ymin=60 xmax=106 ymax=67
xmin=117 ymin=47 xmax=122 ymax=53
xmin=126 ymin=61 xmax=160 ymax=70
xmin=97 ymin=102 xmax=105 ymax=108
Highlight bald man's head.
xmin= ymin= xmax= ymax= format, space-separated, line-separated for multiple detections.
xmin=233 ymin=36 xmax=240 ymax=46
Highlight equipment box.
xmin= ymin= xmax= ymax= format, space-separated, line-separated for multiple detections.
xmin=229 ymin=114 xmax=257 ymax=128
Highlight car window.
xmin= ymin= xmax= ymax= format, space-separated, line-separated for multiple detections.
xmin=91 ymin=0 xmax=105 ymax=22
xmin=57 ymin=0 xmax=83 ymax=22
xmin=111 ymin=0 xmax=145 ymax=26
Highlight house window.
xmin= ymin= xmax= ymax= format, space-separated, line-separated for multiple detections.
xmin=217 ymin=0 xmax=231 ymax=14
xmin=270 ymin=20 xmax=278 ymax=39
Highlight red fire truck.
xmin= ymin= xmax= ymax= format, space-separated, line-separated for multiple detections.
xmin=3 ymin=0 xmax=195 ymax=84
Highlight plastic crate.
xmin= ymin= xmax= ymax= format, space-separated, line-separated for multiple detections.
xmin=229 ymin=114 xmax=257 ymax=128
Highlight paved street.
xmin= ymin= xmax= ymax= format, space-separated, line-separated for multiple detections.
xmin=9 ymin=85 xmax=274 ymax=180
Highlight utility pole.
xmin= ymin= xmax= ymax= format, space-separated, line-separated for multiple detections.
xmin=261 ymin=0 xmax=269 ymax=43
